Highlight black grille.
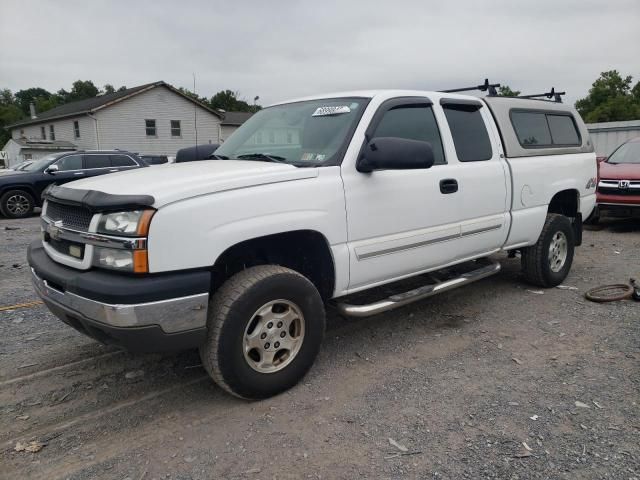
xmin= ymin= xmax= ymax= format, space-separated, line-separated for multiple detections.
xmin=597 ymin=187 xmax=640 ymax=196
xmin=45 ymin=234 xmax=86 ymax=259
xmin=46 ymin=201 xmax=93 ymax=231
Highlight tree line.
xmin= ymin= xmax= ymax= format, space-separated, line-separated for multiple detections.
xmin=1 ymin=72 xmax=639 ymax=147
xmin=0 ymin=80 xmax=261 ymax=145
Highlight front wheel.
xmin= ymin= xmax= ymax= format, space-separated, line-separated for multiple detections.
xmin=200 ymin=265 xmax=326 ymax=399
xmin=0 ymin=189 xmax=35 ymax=219
xmin=521 ymin=213 xmax=575 ymax=288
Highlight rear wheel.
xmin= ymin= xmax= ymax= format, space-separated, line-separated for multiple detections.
xmin=521 ymin=213 xmax=575 ymax=287
xmin=0 ymin=189 xmax=35 ymax=219
xmin=200 ymin=265 xmax=325 ymax=399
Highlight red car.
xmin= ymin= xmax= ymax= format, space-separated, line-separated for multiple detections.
xmin=592 ymin=137 xmax=640 ymax=221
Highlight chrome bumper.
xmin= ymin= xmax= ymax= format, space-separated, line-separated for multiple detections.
xmin=31 ymin=268 xmax=208 ymax=334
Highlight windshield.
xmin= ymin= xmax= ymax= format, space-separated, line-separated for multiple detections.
xmin=607 ymin=141 xmax=640 ymax=164
xmin=215 ymin=97 xmax=368 ymax=166
xmin=22 ymin=154 xmax=63 ymax=172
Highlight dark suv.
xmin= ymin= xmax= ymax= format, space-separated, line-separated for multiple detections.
xmin=0 ymin=150 xmax=147 ymax=219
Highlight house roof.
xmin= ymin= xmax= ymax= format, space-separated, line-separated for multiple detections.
xmin=221 ymin=111 xmax=254 ymax=126
xmin=12 ymin=138 xmax=77 ymax=150
xmin=9 ymin=81 xmax=223 ymax=128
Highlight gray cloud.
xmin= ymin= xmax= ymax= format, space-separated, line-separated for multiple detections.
xmin=1 ymin=0 xmax=639 ymax=106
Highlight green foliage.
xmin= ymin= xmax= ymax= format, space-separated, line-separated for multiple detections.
xmin=575 ymin=70 xmax=640 ymax=122
xmin=0 ymin=89 xmax=24 ymax=145
xmin=14 ymin=87 xmax=52 ymax=115
xmin=65 ymin=80 xmax=100 ymax=102
xmin=103 ymin=84 xmax=115 ymax=94
xmin=498 ymin=85 xmax=521 ymax=97
xmin=210 ymin=89 xmax=260 ymax=113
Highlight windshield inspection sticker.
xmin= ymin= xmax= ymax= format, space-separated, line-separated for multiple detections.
xmin=312 ymin=105 xmax=351 ymax=117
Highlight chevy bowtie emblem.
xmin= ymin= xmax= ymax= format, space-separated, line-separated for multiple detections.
xmin=49 ymin=220 xmax=63 ymax=241
xmin=618 ymin=180 xmax=630 ymax=189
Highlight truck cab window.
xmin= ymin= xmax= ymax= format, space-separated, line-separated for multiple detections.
xmin=443 ymin=104 xmax=493 ymax=161
xmin=372 ymin=105 xmax=446 ymax=165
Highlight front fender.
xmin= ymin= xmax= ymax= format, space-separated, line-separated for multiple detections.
xmin=146 ymin=167 xmax=348 ymax=274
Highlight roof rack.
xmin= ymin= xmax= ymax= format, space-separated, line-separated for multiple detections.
xmin=440 ymin=78 xmax=501 ymax=96
xmin=518 ymin=88 xmax=565 ymax=103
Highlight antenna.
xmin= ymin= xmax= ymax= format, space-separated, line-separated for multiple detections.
xmin=441 ymin=78 xmax=501 ymax=96
xmin=518 ymin=87 xmax=565 ymax=103
xmin=193 ymin=73 xmax=198 ymax=158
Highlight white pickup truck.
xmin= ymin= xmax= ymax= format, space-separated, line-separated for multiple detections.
xmin=28 ymin=87 xmax=597 ymax=398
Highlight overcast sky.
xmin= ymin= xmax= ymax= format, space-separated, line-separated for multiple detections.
xmin=1 ymin=0 xmax=639 ymax=106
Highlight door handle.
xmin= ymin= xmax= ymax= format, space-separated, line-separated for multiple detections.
xmin=109 ymin=169 xmax=119 ymax=172
xmin=439 ymin=178 xmax=458 ymax=194
xmin=73 ymin=172 xmax=84 ymax=176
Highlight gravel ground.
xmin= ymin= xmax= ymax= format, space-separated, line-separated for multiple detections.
xmin=0 ymin=216 xmax=638 ymax=480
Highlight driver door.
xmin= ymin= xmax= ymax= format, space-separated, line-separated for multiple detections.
xmin=341 ymin=98 xmax=465 ymax=291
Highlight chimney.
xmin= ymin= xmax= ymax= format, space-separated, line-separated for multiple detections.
xmin=29 ymin=103 xmax=37 ymax=119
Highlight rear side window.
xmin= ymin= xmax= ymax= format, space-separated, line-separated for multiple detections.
xmin=443 ymin=104 xmax=492 ymax=161
xmin=110 ymin=155 xmax=136 ymax=167
xmin=84 ymin=155 xmax=111 ymax=169
xmin=372 ymin=105 xmax=446 ymax=165
xmin=511 ymin=111 xmax=580 ymax=148
xmin=547 ymin=115 xmax=580 ymax=145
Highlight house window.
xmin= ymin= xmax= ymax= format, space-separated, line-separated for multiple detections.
xmin=286 ymin=132 xmax=293 ymax=144
xmin=268 ymin=131 xmax=275 ymax=143
xmin=170 ymin=120 xmax=181 ymax=137
xmin=74 ymin=120 xmax=80 ymax=139
xmin=49 ymin=125 xmax=55 ymax=141
xmin=41 ymin=126 xmax=46 ymax=139
xmin=145 ymin=119 xmax=156 ymax=137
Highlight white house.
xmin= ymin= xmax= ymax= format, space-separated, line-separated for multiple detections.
xmin=220 ymin=111 xmax=254 ymax=141
xmin=2 ymin=81 xmax=227 ymax=168
xmin=2 ymin=138 xmax=76 ymax=167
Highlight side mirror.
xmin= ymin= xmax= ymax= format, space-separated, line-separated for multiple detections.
xmin=357 ymin=137 xmax=435 ymax=173
xmin=45 ymin=164 xmax=59 ymax=174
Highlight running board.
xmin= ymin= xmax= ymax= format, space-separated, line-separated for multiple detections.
xmin=336 ymin=261 xmax=501 ymax=317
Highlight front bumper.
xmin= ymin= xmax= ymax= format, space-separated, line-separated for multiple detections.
xmin=597 ymin=202 xmax=640 ymax=218
xmin=28 ymin=240 xmax=210 ymax=352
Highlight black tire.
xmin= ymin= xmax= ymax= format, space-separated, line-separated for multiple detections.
xmin=521 ymin=213 xmax=575 ymax=288
xmin=200 ymin=265 xmax=326 ymax=399
xmin=0 ymin=189 xmax=35 ymax=219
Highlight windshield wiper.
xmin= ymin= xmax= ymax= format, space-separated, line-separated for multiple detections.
xmin=236 ymin=153 xmax=288 ymax=163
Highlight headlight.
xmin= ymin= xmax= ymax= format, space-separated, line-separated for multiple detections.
xmin=93 ymin=209 xmax=154 ymax=273
xmin=93 ymin=247 xmax=149 ymax=273
xmin=97 ymin=210 xmax=154 ymax=236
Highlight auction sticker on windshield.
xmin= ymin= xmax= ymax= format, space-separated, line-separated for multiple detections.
xmin=312 ymin=106 xmax=351 ymax=116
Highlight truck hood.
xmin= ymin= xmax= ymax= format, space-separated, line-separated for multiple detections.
xmin=64 ymin=160 xmax=319 ymax=208
xmin=598 ymin=161 xmax=640 ymax=180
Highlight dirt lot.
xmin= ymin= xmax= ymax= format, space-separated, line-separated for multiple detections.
xmin=1 ymin=216 xmax=638 ymax=480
